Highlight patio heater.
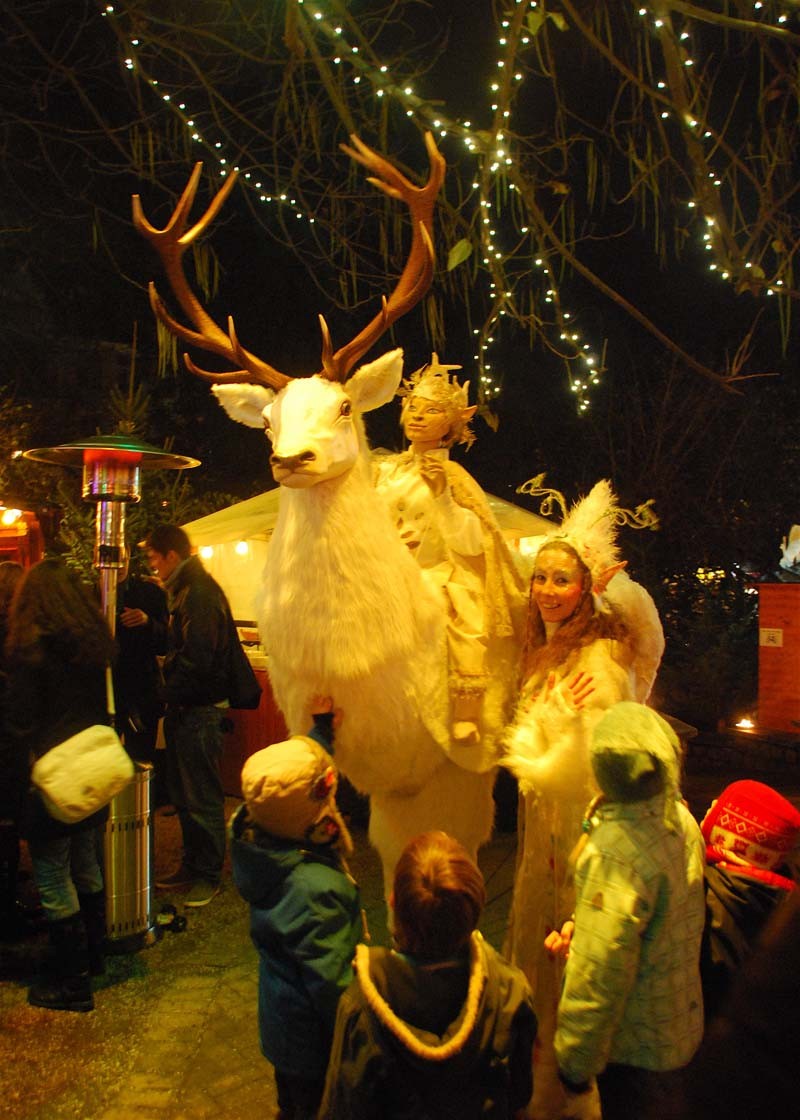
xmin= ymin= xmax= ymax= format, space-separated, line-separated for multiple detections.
xmin=24 ymin=433 xmax=199 ymax=949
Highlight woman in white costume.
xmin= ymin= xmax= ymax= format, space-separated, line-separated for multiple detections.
xmin=503 ymin=478 xmax=662 ymax=1120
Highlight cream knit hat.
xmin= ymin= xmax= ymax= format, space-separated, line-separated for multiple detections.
xmin=240 ymin=737 xmax=351 ymax=850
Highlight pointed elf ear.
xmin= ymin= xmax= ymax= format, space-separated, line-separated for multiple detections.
xmin=594 ymin=560 xmax=627 ymax=594
xmin=461 ymin=404 xmax=478 ymax=424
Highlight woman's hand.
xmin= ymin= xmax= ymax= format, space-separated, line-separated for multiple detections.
xmin=119 ymin=607 xmax=148 ymax=629
xmin=565 ymin=670 xmax=595 ymax=709
xmin=539 ymin=671 xmax=595 ymax=710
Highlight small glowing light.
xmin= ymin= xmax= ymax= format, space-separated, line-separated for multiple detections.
xmin=235 ymin=541 xmax=249 ymax=556
xmin=0 ymin=508 xmax=22 ymax=526
xmin=200 ymin=546 xmax=214 ymax=560
xmin=735 ymin=717 xmax=755 ymax=730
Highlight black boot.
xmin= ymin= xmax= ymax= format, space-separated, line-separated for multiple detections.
xmin=78 ymin=890 xmax=107 ymax=977
xmin=0 ymin=820 xmax=24 ymax=941
xmin=28 ymin=913 xmax=94 ymax=1012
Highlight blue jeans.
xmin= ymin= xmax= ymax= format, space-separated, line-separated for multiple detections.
xmin=29 ymin=829 xmax=104 ymax=923
xmin=164 ymin=705 xmax=226 ymax=883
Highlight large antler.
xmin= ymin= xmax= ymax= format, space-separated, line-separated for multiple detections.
xmin=132 ymin=133 xmax=444 ymax=388
xmin=321 ymin=131 xmax=445 ymax=382
xmin=132 ymin=165 xmax=290 ymax=389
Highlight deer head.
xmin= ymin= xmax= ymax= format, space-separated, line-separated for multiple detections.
xmin=209 ymin=349 xmax=404 ymax=489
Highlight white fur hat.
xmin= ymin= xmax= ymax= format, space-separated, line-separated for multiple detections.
xmin=240 ymin=737 xmax=350 ymax=850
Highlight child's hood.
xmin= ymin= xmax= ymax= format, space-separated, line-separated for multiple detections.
xmin=353 ymin=933 xmax=529 ymax=1067
xmin=229 ymin=801 xmax=339 ymax=906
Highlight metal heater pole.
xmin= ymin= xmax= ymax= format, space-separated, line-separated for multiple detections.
xmin=22 ymin=435 xmax=200 ymax=953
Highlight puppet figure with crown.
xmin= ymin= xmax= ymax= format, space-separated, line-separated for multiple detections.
xmin=373 ymin=354 xmax=527 ymax=773
xmin=501 ymin=476 xmax=664 ymax=1120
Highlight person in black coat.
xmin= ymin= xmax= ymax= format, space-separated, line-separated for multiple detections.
xmin=0 ymin=561 xmax=25 ymax=939
xmin=144 ymin=524 xmax=236 ymax=907
xmin=5 ymin=558 xmax=116 ymax=1012
xmin=114 ymin=554 xmax=168 ymax=802
xmin=699 ymin=779 xmax=800 ymax=1022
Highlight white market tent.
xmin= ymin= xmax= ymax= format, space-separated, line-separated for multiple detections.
xmin=182 ymin=486 xmax=554 ymax=623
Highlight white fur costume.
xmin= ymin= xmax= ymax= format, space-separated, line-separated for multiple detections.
xmin=212 ymin=351 xmax=512 ymax=889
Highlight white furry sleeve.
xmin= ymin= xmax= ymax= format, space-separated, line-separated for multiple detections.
xmin=502 ymin=641 xmax=635 ymax=805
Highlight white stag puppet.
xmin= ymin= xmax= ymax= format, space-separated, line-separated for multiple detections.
xmin=133 ymin=134 xmax=525 ymax=883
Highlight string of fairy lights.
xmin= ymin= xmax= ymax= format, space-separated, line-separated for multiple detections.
xmin=100 ymin=0 xmax=796 ymax=413
xmin=636 ymin=3 xmax=794 ymax=303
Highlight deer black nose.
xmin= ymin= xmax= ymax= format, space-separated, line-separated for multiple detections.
xmin=270 ymin=450 xmax=317 ymax=472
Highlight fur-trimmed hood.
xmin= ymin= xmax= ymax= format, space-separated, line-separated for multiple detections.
xmin=352 ymin=932 xmax=532 ymax=1067
xmin=319 ymin=931 xmax=537 ymax=1119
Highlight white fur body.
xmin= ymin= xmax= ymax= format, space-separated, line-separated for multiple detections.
xmin=212 ymin=351 xmax=495 ymax=885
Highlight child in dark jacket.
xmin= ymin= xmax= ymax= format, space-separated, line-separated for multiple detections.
xmin=230 ymin=702 xmax=364 ymax=1120
xmin=699 ymin=779 xmax=800 ymax=1021
xmin=318 ymin=830 xmax=538 ymax=1120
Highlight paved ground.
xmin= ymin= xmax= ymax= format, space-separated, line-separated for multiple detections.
xmin=2 ymin=758 xmax=798 ymax=1120
xmin=0 ymin=800 xmax=518 ymax=1120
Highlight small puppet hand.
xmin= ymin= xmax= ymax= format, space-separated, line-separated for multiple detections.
xmin=452 ymin=720 xmax=481 ymax=744
xmin=418 ymin=454 xmax=447 ymax=498
xmin=544 ymin=918 xmax=575 ymax=960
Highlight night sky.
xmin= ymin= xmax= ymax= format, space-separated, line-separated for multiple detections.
xmin=0 ymin=1 xmax=797 ymax=576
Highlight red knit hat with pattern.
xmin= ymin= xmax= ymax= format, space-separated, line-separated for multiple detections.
xmin=702 ymin=779 xmax=800 ymax=888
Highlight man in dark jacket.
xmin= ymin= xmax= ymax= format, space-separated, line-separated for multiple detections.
xmin=144 ymin=524 xmax=234 ymax=907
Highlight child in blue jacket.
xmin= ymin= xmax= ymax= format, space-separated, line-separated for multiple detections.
xmin=230 ymin=702 xmax=364 ymax=1120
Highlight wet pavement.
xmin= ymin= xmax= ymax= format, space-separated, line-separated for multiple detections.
xmin=0 ymin=800 xmax=518 ymax=1120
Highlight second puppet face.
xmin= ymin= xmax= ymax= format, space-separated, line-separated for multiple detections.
xmin=401 ymin=395 xmax=453 ymax=447
xmin=532 ymin=545 xmax=586 ymax=624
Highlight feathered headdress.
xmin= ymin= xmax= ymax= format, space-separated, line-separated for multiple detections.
xmin=517 ymin=474 xmax=659 ymax=592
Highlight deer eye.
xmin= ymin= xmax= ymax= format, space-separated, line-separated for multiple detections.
xmin=339 ymin=400 xmax=352 ymax=418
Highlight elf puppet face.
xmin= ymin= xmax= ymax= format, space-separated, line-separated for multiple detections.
xmin=401 ymin=394 xmax=455 ymax=449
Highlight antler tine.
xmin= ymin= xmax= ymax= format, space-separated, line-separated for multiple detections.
xmin=322 ymin=132 xmax=446 ymax=382
xmin=183 ymin=353 xmax=253 ymax=384
xmin=318 ymin=314 xmax=336 ymax=378
xmin=134 ymin=164 xmax=290 ymax=390
xmin=148 ymin=283 xmax=289 ymax=389
xmin=229 ymin=316 xmax=291 ymax=389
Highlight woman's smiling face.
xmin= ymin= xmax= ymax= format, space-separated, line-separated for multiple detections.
xmin=532 ymin=545 xmax=586 ymax=624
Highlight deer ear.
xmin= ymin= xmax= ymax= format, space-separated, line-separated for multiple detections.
xmin=212 ymin=384 xmax=275 ymax=428
xmin=346 ymin=349 xmax=404 ymax=413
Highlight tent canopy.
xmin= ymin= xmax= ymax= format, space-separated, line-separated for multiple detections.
xmin=182 ymin=486 xmax=554 ymax=549
xmin=181 ymin=485 xmax=554 ymax=623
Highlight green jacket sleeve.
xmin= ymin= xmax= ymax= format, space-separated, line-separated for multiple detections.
xmin=554 ymin=846 xmax=653 ymax=1084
